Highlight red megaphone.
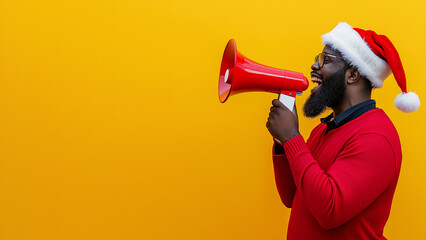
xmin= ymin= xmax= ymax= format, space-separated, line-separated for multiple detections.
xmin=218 ymin=39 xmax=309 ymax=110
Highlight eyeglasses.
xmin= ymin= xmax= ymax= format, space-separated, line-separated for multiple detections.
xmin=314 ymin=52 xmax=344 ymax=68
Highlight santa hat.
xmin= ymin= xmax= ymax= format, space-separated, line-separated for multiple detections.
xmin=321 ymin=22 xmax=420 ymax=113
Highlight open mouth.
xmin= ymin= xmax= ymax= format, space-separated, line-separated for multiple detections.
xmin=311 ymin=76 xmax=323 ymax=94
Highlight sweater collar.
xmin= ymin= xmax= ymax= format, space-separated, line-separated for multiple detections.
xmin=321 ymin=100 xmax=377 ymax=134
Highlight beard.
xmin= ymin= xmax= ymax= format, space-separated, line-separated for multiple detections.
xmin=303 ymin=68 xmax=347 ymax=118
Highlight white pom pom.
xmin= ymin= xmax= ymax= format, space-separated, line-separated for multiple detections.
xmin=394 ymin=92 xmax=420 ymax=112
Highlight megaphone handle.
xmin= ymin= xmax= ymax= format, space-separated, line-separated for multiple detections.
xmin=279 ymin=91 xmax=296 ymax=111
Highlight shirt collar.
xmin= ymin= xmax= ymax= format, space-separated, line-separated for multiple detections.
xmin=320 ymin=100 xmax=376 ymax=134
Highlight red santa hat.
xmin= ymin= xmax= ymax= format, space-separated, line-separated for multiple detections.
xmin=321 ymin=22 xmax=420 ymax=112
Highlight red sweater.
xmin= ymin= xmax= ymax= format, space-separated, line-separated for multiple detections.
xmin=273 ymin=109 xmax=402 ymax=240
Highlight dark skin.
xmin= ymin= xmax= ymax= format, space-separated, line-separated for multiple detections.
xmin=266 ymin=46 xmax=372 ymax=145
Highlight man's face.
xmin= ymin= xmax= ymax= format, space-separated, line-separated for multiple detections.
xmin=303 ymin=46 xmax=349 ymax=118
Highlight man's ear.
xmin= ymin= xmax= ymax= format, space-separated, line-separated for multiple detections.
xmin=346 ymin=67 xmax=361 ymax=84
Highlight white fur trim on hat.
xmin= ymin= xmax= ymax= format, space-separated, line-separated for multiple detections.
xmin=321 ymin=22 xmax=392 ymax=88
xmin=394 ymin=92 xmax=420 ymax=113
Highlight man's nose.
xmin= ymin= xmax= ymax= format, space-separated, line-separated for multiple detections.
xmin=311 ymin=61 xmax=320 ymax=71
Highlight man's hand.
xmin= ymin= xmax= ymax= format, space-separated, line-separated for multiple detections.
xmin=266 ymin=99 xmax=300 ymax=145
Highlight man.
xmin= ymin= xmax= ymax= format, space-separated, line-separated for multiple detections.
xmin=266 ymin=22 xmax=420 ymax=239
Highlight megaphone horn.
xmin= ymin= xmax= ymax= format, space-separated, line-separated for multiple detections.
xmin=218 ymin=39 xmax=309 ymax=110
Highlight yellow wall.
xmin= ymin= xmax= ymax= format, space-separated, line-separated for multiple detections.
xmin=0 ymin=0 xmax=425 ymax=239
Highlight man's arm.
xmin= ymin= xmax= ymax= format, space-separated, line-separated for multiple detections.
xmin=284 ymin=133 xmax=397 ymax=229
xmin=272 ymin=142 xmax=296 ymax=208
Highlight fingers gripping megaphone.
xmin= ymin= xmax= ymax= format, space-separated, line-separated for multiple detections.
xmin=218 ymin=39 xmax=309 ymax=110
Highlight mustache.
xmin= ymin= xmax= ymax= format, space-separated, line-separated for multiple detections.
xmin=311 ymin=71 xmax=323 ymax=79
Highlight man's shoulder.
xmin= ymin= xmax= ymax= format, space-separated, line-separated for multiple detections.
xmin=350 ymin=109 xmax=402 ymax=161
xmin=359 ymin=109 xmax=397 ymax=132
xmin=352 ymin=109 xmax=401 ymax=148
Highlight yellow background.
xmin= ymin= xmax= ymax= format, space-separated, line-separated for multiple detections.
xmin=0 ymin=0 xmax=425 ymax=239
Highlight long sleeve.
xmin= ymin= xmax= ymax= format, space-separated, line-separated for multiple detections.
xmin=283 ymin=134 xmax=397 ymax=229
xmin=272 ymin=142 xmax=296 ymax=208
